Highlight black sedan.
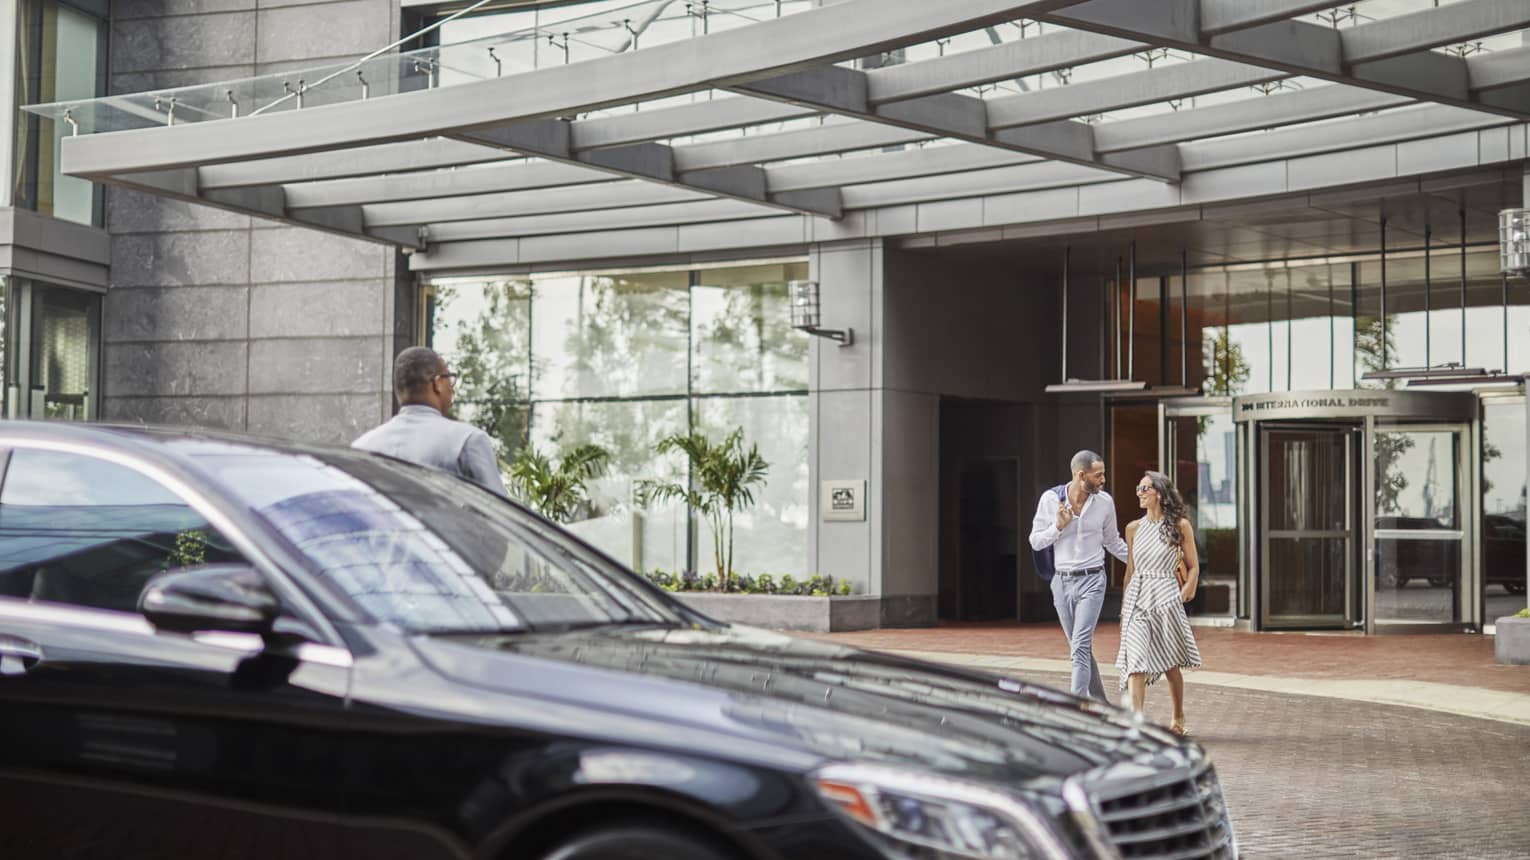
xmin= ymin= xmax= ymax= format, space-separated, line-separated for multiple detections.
xmin=0 ymin=423 xmax=1235 ymax=860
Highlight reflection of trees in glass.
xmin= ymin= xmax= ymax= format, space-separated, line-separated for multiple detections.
xmin=1202 ymin=328 xmax=1250 ymax=396
xmin=1358 ymin=314 xmax=1414 ymax=515
xmin=1355 ymin=315 xmax=1397 ymax=389
xmin=1482 ymin=436 xmax=1502 ymax=501
xmin=429 ymin=265 xmax=809 ymax=573
xmin=693 ymin=281 xmax=809 ymax=392
xmin=437 ymin=281 xmax=532 ymax=458
xmin=1198 ymin=327 xmax=1250 ymax=441
xmin=559 ymin=274 xmax=688 ymax=398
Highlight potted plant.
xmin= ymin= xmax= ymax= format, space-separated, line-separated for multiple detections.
xmin=643 ymin=569 xmax=876 ymax=633
xmin=1496 ymin=606 xmax=1530 ymax=666
xmin=507 ymin=442 xmax=610 ymax=524
xmin=637 ymin=427 xmax=768 ymax=590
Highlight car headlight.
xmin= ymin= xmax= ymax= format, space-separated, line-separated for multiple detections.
xmin=813 ymin=763 xmax=1068 ymax=860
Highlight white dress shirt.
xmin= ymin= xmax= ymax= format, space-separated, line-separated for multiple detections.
xmin=1028 ymin=487 xmax=1130 ymax=571
xmin=352 ymin=404 xmax=509 ymax=497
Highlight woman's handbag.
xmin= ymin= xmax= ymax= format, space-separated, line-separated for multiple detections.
xmin=1176 ymin=553 xmax=1195 ymax=601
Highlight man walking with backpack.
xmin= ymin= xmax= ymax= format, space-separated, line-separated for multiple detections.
xmin=1029 ymin=450 xmax=1129 ymax=703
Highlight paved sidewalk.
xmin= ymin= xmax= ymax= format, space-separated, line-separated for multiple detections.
xmin=804 ymin=625 xmax=1530 ymax=857
xmin=1013 ymin=668 xmax=1530 ymax=859
xmin=811 ymin=621 xmax=1530 ymax=725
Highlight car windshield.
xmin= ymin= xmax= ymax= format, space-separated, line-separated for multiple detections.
xmin=190 ymin=445 xmax=684 ymax=634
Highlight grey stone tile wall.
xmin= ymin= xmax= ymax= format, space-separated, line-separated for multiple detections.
xmin=105 ymin=285 xmax=250 ymax=342
xmin=104 ymin=341 xmax=250 ymax=397
xmin=247 ymin=393 xmax=384 ymax=445
xmin=249 ymin=281 xmax=385 ymax=339
xmin=101 ymin=395 xmax=246 ymax=430
xmin=247 ymin=337 xmax=385 ymax=394
xmin=255 ymin=0 xmax=391 ymax=66
xmin=104 ymin=0 xmax=408 ymax=444
xmin=112 ymin=13 xmax=257 ymax=73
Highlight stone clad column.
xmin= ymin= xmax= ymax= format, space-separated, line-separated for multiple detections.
xmin=103 ymin=0 xmax=408 ymax=443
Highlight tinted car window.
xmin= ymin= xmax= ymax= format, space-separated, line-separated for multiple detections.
xmin=0 ymin=448 xmax=245 ymax=612
xmin=194 ymin=448 xmax=679 ymax=633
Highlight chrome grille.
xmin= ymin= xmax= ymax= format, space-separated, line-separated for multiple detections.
xmin=1069 ymin=760 xmax=1235 ymax=860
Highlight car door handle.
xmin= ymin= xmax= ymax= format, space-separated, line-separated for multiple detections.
xmin=0 ymin=636 xmax=43 ymax=676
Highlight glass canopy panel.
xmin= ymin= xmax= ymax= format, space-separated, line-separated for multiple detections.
xmin=23 ymin=0 xmax=815 ymax=133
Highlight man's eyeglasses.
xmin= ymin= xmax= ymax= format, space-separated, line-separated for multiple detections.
xmin=433 ymin=371 xmax=459 ymax=383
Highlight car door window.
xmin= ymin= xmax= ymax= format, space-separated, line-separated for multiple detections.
xmin=0 ymin=448 xmax=246 ymax=612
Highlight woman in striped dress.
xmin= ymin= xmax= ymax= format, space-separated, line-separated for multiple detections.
xmin=1116 ymin=470 xmax=1202 ymax=736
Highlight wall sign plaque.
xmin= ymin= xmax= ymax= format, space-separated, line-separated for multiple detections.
xmin=821 ymin=480 xmax=866 ymax=522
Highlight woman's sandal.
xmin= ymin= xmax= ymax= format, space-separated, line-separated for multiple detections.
xmin=1168 ymin=717 xmax=1189 ymax=737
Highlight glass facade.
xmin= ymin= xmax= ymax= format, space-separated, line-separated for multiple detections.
xmin=1 ymin=277 xmax=98 ymax=420
xmin=425 ymin=261 xmax=810 ymax=578
xmin=1482 ymin=396 xmax=1529 ymax=623
xmin=12 ymin=0 xmax=108 ymax=226
xmin=1136 ymin=239 xmax=1529 ymax=632
xmin=1162 ymin=249 xmax=1528 ymax=399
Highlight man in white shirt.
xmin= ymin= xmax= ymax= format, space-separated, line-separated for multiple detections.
xmin=1028 ymin=449 xmax=1129 ymax=702
xmin=353 ymin=347 xmax=509 ymax=497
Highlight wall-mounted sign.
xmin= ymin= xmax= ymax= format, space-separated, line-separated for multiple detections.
xmin=1231 ymin=389 xmax=1476 ymax=424
xmin=821 ymin=479 xmax=866 ymax=522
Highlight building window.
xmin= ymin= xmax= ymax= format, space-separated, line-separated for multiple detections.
xmin=425 ymin=261 xmax=810 ymax=578
xmin=0 ymin=447 xmax=246 ymax=613
xmin=1482 ymin=395 xmax=1528 ymax=623
xmin=13 ymin=0 xmax=108 ymax=226
xmin=2 ymin=277 xmax=100 ymax=420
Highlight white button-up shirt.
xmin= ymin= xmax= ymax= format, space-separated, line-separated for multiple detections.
xmin=1028 ymin=487 xmax=1129 ymax=571
xmin=352 ymin=404 xmax=509 ymax=497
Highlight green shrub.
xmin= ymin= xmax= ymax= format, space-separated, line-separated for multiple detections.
xmin=641 ymin=569 xmax=854 ymax=597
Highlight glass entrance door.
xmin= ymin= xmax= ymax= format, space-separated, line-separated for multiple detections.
xmin=1162 ymin=400 xmax=1237 ymax=619
xmin=1371 ymin=425 xmax=1471 ymax=630
xmin=1261 ymin=426 xmax=1359 ymax=629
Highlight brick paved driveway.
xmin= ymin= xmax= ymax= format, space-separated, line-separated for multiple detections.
xmin=1017 ymin=668 xmax=1530 ymax=859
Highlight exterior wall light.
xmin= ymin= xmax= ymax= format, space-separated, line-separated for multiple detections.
xmin=789 ymin=279 xmax=854 ymax=346
xmin=1501 ymin=208 xmax=1530 ymax=277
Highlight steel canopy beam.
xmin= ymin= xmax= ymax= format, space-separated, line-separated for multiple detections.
xmin=413 ymin=110 xmax=1520 ymax=270
xmin=198 ymin=137 xmax=513 ymax=190
xmin=109 ymin=168 xmax=410 ymax=249
xmin=983 ymin=56 xmax=1284 ymax=128
xmin=1046 ymin=0 xmax=1530 ymax=118
xmin=1092 ymin=84 xmax=1414 ymax=153
xmin=731 ymin=63 xmax=1182 ymax=181
xmin=63 ymin=0 xmax=1087 ymax=178
xmin=284 ymin=159 xmax=617 ymax=208
xmin=449 ymin=120 xmax=844 ymax=218
xmin=863 ymin=28 xmax=1144 ymax=102
xmin=364 ymin=180 xmax=716 ymax=227
xmin=1196 ymin=1 xmax=1342 ymax=37
xmin=570 ymin=96 xmax=815 ymax=150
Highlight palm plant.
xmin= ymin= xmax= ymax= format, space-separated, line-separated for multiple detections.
xmin=507 ymin=443 xmax=610 ymax=523
xmin=638 ymin=428 xmax=769 ymax=588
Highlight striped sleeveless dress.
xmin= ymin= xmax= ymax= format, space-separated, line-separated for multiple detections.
xmin=1115 ymin=518 xmax=1202 ymax=689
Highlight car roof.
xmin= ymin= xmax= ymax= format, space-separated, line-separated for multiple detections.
xmin=0 ymin=420 xmax=529 ymax=519
xmin=0 ymin=419 xmax=347 ymax=467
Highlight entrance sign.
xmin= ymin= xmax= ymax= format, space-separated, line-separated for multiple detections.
xmin=1232 ymin=389 xmax=1475 ymax=424
xmin=821 ymin=480 xmax=866 ymax=522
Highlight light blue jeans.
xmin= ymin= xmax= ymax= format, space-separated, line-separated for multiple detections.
xmin=1051 ymin=570 xmax=1108 ymax=702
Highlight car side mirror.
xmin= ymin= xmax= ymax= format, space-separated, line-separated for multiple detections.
xmin=139 ymin=564 xmax=280 ymax=636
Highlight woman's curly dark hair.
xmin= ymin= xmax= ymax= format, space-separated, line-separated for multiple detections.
xmin=1142 ymin=470 xmax=1188 ymax=549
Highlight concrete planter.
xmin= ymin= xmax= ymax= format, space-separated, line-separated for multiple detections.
xmin=674 ymin=593 xmax=880 ymax=632
xmin=1495 ymin=615 xmax=1530 ymax=666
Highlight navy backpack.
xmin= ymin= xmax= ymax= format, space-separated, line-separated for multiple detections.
xmin=1031 ymin=484 xmax=1070 ymax=584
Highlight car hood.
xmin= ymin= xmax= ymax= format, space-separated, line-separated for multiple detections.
xmin=411 ymin=623 xmax=1175 ymax=786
